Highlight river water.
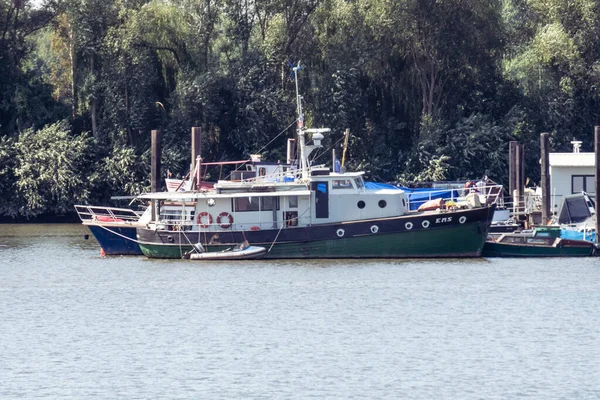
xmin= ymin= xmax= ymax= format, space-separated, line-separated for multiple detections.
xmin=1 ymin=223 xmax=599 ymax=399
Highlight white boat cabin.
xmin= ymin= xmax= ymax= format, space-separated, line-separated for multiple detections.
xmin=549 ymin=140 xmax=596 ymax=212
xmin=139 ymin=169 xmax=409 ymax=232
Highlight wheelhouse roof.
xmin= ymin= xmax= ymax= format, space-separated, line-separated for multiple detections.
xmin=549 ymin=152 xmax=595 ymax=167
xmin=138 ymin=189 xmax=312 ymax=201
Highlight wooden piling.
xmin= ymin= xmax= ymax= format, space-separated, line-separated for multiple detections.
xmin=151 ymin=129 xmax=161 ymax=222
xmin=191 ymin=127 xmax=202 ymax=173
xmin=509 ymin=141 xmax=518 ymax=199
xmin=540 ymin=133 xmax=550 ymax=224
xmin=520 ymin=143 xmax=525 ymax=207
xmin=191 ymin=127 xmax=202 ymax=189
xmin=515 ymin=144 xmax=524 ymax=214
xmin=595 ymin=126 xmax=600 ymax=243
xmin=151 ymin=129 xmax=162 ymax=192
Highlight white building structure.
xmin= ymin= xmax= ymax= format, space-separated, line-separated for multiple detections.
xmin=549 ymin=140 xmax=596 ymax=213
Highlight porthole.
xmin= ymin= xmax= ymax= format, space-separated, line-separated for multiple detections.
xmin=459 ymin=216 xmax=467 ymax=224
xmin=167 ymin=236 xmax=174 ymax=242
xmin=336 ymin=229 xmax=345 ymax=237
xmin=370 ymin=225 xmax=379 ymax=234
xmin=405 ymin=222 xmax=413 ymax=230
xmin=357 ymin=200 xmax=366 ymax=209
xmin=378 ymin=200 xmax=387 ymax=208
xmin=422 ymin=220 xmax=430 ymax=228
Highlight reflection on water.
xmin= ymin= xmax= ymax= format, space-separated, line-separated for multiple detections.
xmin=1 ymin=224 xmax=600 ymax=399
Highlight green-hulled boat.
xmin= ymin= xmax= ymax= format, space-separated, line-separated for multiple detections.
xmin=136 ymin=202 xmax=496 ymax=259
xmin=135 ymin=65 xmax=498 ymax=259
xmin=483 ymin=227 xmax=597 ymax=257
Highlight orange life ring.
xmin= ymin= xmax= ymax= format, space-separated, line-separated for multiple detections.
xmin=197 ymin=212 xmax=213 ymax=228
xmin=217 ymin=212 xmax=234 ymax=229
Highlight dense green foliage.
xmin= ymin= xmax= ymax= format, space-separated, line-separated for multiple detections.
xmin=1 ymin=0 xmax=600 ymax=218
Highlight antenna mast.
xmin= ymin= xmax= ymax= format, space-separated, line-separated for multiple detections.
xmin=293 ymin=64 xmax=308 ymax=180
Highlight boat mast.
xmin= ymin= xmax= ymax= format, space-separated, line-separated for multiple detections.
xmin=293 ymin=64 xmax=308 ymax=180
xmin=292 ymin=63 xmax=329 ymax=181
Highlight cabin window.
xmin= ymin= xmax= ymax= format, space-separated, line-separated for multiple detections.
xmin=288 ymin=196 xmax=298 ymax=208
xmin=503 ymin=236 xmax=524 ymax=244
xmin=259 ymin=167 xmax=267 ymax=176
xmin=231 ymin=171 xmax=255 ymax=181
xmin=355 ymin=178 xmax=365 ymax=189
xmin=572 ymin=175 xmax=595 ymax=194
xmin=527 ymin=238 xmax=548 ymax=244
xmin=234 ymin=196 xmax=280 ymax=212
xmin=160 ymin=208 xmax=193 ymax=231
xmin=261 ymin=196 xmax=279 ymax=211
xmin=160 ymin=208 xmax=192 ymax=220
xmin=332 ymin=179 xmax=353 ymax=189
xmin=234 ymin=197 xmax=260 ymax=212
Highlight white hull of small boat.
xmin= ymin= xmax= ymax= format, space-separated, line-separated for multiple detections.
xmin=189 ymin=246 xmax=267 ymax=260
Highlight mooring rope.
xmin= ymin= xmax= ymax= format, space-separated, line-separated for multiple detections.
xmin=94 ymin=224 xmax=141 ymax=243
xmin=268 ymin=222 xmax=286 ymax=253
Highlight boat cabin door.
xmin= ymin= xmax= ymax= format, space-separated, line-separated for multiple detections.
xmin=312 ymin=181 xmax=329 ymax=218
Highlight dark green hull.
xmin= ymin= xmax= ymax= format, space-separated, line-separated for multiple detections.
xmin=138 ymin=205 xmax=495 ymax=259
xmin=483 ymin=242 xmax=595 ymax=257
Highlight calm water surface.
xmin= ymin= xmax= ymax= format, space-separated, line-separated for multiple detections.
xmin=1 ymin=224 xmax=600 ymax=399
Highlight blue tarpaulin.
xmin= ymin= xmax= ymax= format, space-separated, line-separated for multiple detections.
xmin=560 ymin=228 xmax=596 ymax=242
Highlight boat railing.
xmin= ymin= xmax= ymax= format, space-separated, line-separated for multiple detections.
xmin=254 ymin=169 xmax=301 ymax=183
xmin=75 ymin=205 xmax=144 ymax=223
xmin=502 ymin=190 xmax=550 ymax=217
xmin=407 ymin=183 xmax=505 ymax=210
xmin=243 ymin=164 xmax=328 ymax=184
xmin=156 ymin=213 xmax=310 ymax=232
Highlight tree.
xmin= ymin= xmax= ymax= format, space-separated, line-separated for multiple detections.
xmin=0 ymin=0 xmax=57 ymax=136
xmin=14 ymin=120 xmax=93 ymax=217
xmin=502 ymin=0 xmax=600 ymax=150
xmin=0 ymin=135 xmax=17 ymax=215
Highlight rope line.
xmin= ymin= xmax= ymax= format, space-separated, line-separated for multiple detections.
xmin=311 ymin=132 xmax=347 ymax=164
xmin=223 ymin=119 xmax=298 ymax=180
xmin=268 ymin=223 xmax=286 ymax=253
xmin=94 ymin=224 xmax=141 ymax=243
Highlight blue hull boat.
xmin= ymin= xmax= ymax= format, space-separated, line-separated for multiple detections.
xmin=87 ymin=224 xmax=142 ymax=255
xmin=75 ymin=205 xmax=145 ymax=256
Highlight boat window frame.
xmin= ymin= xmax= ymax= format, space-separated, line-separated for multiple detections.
xmin=501 ymin=236 xmax=525 ymax=244
xmin=526 ymin=237 xmax=550 ymax=245
xmin=288 ymin=195 xmax=298 ymax=208
xmin=332 ymin=179 xmax=354 ymax=190
xmin=572 ymin=174 xmax=595 ymax=195
xmin=233 ymin=196 xmax=280 ymax=212
xmin=261 ymin=196 xmax=279 ymax=211
xmin=354 ymin=177 xmax=365 ymax=190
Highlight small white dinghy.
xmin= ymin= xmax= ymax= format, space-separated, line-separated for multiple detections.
xmin=184 ymin=241 xmax=267 ymax=261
